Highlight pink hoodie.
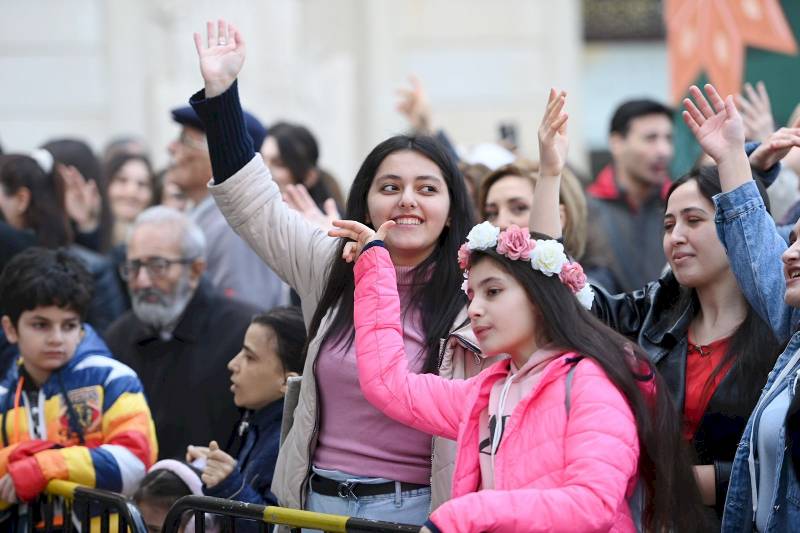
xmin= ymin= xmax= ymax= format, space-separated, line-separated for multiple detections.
xmin=353 ymin=246 xmax=640 ymax=532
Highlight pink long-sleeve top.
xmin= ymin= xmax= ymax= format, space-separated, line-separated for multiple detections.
xmin=312 ymin=265 xmax=432 ymax=484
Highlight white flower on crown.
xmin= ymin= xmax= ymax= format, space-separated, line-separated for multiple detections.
xmin=530 ymin=239 xmax=568 ymax=277
xmin=466 ymin=221 xmax=500 ymax=251
xmin=576 ymin=284 xmax=595 ymax=310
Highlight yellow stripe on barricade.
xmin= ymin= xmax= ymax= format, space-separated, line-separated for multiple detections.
xmin=263 ymin=505 xmax=349 ymax=532
xmin=44 ymin=479 xmax=79 ymax=499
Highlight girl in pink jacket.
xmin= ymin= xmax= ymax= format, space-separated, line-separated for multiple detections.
xmin=331 ymin=91 xmax=706 ymax=533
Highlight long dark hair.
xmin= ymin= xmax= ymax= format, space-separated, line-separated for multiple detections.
xmin=666 ymin=166 xmax=780 ymax=411
xmin=252 ymin=306 xmax=308 ymax=375
xmin=42 ymin=138 xmax=113 ymax=252
xmin=269 ymin=122 xmax=319 ymax=186
xmin=471 ymin=243 xmax=707 ymax=531
xmin=104 ymin=153 xmax=160 ymax=208
xmin=307 ymin=135 xmax=475 ymax=373
xmin=268 ymin=121 xmax=345 ymax=208
xmin=0 ymin=154 xmax=72 ymax=247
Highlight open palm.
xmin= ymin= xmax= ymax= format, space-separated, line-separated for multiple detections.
xmin=193 ymin=20 xmax=246 ymax=98
xmin=538 ymin=88 xmax=569 ymax=178
xmin=683 ymin=84 xmax=745 ymax=163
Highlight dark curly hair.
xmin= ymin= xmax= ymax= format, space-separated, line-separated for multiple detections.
xmin=0 ymin=247 xmax=93 ymax=326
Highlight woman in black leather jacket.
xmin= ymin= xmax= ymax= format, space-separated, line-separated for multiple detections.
xmin=593 ymin=167 xmax=783 ymax=525
xmin=533 ymin=161 xmax=780 ymax=526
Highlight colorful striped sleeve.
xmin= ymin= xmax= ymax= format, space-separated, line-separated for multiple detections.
xmin=8 ymin=359 xmax=157 ymax=499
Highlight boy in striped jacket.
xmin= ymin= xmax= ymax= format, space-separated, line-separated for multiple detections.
xmin=0 ymin=248 xmax=157 ymax=513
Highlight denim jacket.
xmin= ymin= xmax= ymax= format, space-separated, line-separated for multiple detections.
xmin=714 ymin=180 xmax=800 ymax=532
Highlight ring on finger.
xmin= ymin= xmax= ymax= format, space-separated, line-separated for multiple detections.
xmin=218 ymin=38 xmax=227 ymax=45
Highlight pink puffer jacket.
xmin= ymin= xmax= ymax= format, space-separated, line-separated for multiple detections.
xmin=354 ymin=246 xmax=640 ymax=532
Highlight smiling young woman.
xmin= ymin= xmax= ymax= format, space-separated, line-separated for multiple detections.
xmin=681 ymin=82 xmax=800 ymax=532
xmin=186 ymin=19 xmax=483 ymax=525
xmin=530 ymin=95 xmax=783 ymax=527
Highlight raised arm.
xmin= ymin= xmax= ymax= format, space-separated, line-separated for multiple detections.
xmin=685 ymin=84 xmax=800 ymax=337
xmin=190 ymin=20 xmax=336 ymax=300
xmin=530 ymin=89 xmax=568 ymax=239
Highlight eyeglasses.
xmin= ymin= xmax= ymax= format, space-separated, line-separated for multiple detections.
xmin=177 ymin=130 xmax=208 ymax=151
xmin=119 ymin=257 xmax=195 ymax=281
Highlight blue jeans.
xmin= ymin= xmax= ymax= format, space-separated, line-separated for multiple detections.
xmin=303 ymin=467 xmax=430 ymax=532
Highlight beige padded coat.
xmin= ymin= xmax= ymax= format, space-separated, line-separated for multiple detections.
xmin=209 ymin=155 xmax=504 ymax=511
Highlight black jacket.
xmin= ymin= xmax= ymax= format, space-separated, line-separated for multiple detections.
xmin=104 ymin=278 xmax=256 ymax=460
xmin=66 ymin=244 xmax=126 ymax=333
xmin=593 ymin=272 xmax=764 ymax=517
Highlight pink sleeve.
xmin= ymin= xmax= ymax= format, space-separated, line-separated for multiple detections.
xmin=353 ymin=246 xmax=474 ymax=440
xmin=429 ymin=360 xmax=639 ymax=533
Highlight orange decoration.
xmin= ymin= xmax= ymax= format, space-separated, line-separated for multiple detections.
xmin=665 ymin=0 xmax=798 ymax=103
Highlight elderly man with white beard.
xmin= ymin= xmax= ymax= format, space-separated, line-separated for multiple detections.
xmin=105 ymin=206 xmax=257 ymax=459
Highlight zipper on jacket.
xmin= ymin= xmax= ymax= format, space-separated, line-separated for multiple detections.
xmin=430 ymin=331 xmax=482 ymax=511
xmin=431 ymin=336 xmax=449 ymax=512
xmin=300 ymin=349 xmax=323 ymax=509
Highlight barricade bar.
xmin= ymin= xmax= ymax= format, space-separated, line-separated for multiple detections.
xmin=164 ymin=495 xmax=420 ymax=533
xmin=38 ymin=482 xmax=147 ymax=533
xmin=44 ymin=480 xmax=79 ymax=500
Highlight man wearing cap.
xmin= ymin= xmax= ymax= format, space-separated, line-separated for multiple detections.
xmin=168 ymin=103 xmax=286 ymax=310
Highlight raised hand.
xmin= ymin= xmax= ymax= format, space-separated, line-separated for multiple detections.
xmin=736 ymin=81 xmax=775 ymax=142
xmin=328 ymin=219 xmax=395 ymax=263
xmin=193 ymin=19 xmax=246 ymax=98
xmin=748 ymin=117 xmax=800 ymax=172
xmin=538 ymin=89 xmax=569 ymax=178
xmin=682 ymin=84 xmax=745 ymax=164
xmin=284 ymin=184 xmax=340 ymax=232
xmin=396 ymin=75 xmax=433 ymax=134
xmin=60 ymin=164 xmax=101 ymax=232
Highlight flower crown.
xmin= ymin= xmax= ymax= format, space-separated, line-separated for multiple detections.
xmin=458 ymin=222 xmax=594 ymax=310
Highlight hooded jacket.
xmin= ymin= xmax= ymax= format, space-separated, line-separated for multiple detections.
xmin=0 ymin=324 xmax=157 ymax=503
xmin=194 ymin=82 xmax=497 ymax=511
xmin=353 ymin=245 xmax=640 ymax=532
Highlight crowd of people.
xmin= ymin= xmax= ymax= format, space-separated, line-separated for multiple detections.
xmin=1 ymin=17 xmax=800 ymax=533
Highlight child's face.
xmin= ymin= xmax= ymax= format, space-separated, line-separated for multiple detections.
xmin=466 ymin=260 xmax=540 ymax=360
xmin=228 ymin=324 xmax=289 ymax=411
xmin=1 ymin=306 xmax=82 ymax=385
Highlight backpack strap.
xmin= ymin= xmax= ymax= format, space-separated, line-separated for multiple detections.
xmin=563 ymin=356 xmax=643 ymax=532
xmin=564 ymin=357 xmax=582 ymax=416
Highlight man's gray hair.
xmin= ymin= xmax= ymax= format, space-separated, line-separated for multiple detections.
xmin=130 ymin=206 xmax=206 ymax=260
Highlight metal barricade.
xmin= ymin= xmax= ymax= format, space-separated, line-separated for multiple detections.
xmin=162 ymin=495 xmax=421 ymax=533
xmin=26 ymin=480 xmax=148 ymax=533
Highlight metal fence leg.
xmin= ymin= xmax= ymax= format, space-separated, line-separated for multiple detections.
xmin=194 ymin=510 xmax=206 ymax=533
xmin=101 ymin=508 xmax=110 ymax=533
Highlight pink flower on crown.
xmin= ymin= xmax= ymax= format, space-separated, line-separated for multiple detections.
xmin=559 ymin=261 xmax=587 ymax=294
xmin=457 ymin=243 xmax=471 ymax=270
xmin=496 ymin=225 xmax=536 ymax=260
